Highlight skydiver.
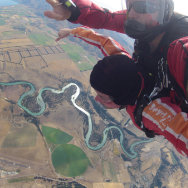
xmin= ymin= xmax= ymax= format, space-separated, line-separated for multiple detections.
xmin=44 ymin=0 xmax=188 ymax=112
xmin=56 ymin=26 xmax=188 ymax=156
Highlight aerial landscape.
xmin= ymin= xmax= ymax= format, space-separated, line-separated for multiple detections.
xmin=0 ymin=0 xmax=188 ymax=187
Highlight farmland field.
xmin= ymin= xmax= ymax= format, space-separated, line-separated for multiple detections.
xmin=2 ymin=125 xmax=37 ymax=148
xmin=52 ymin=144 xmax=90 ymax=177
xmin=42 ymin=125 xmax=73 ymax=145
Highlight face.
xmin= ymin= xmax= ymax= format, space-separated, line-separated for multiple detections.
xmin=126 ymin=0 xmax=161 ymax=28
xmin=95 ymin=90 xmax=120 ymax=109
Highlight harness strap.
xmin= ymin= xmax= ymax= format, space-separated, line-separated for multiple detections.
xmin=134 ymin=94 xmax=156 ymax=138
xmin=134 ymin=59 xmax=170 ymax=138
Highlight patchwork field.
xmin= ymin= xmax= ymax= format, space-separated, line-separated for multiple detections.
xmin=42 ymin=125 xmax=90 ymax=177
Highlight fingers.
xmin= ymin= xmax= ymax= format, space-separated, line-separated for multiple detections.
xmin=56 ymin=30 xmax=66 ymax=42
xmin=44 ymin=11 xmax=64 ymax=20
xmin=56 ymin=29 xmax=72 ymax=42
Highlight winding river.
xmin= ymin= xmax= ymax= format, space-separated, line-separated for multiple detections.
xmin=0 ymin=81 xmax=152 ymax=159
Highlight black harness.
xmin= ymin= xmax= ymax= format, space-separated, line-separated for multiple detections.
xmin=133 ymin=14 xmax=188 ymax=138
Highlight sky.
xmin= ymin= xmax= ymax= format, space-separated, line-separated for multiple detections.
xmin=92 ymin=0 xmax=188 ymax=15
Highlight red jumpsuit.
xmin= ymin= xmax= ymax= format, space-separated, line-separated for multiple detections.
xmin=69 ymin=0 xmax=188 ymax=100
xmin=69 ymin=26 xmax=188 ymax=156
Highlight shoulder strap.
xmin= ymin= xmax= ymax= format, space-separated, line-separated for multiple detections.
xmin=134 ymin=94 xmax=156 ymax=138
xmin=134 ymin=87 xmax=171 ymax=138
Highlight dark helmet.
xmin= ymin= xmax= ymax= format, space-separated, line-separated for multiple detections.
xmin=90 ymin=55 xmax=155 ymax=105
xmin=124 ymin=0 xmax=174 ymax=41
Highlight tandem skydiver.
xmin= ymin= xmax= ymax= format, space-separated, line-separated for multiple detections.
xmin=54 ymin=26 xmax=188 ymax=156
xmin=44 ymin=0 xmax=188 ymax=156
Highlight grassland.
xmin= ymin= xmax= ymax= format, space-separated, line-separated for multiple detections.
xmin=8 ymin=176 xmax=34 ymax=183
xmin=61 ymin=43 xmax=84 ymax=62
xmin=28 ymin=33 xmax=55 ymax=46
xmin=2 ymin=30 xmax=25 ymax=37
xmin=77 ymin=62 xmax=93 ymax=72
xmin=60 ymin=43 xmax=96 ymax=71
xmin=52 ymin=144 xmax=90 ymax=177
xmin=2 ymin=125 xmax=37 ymax=148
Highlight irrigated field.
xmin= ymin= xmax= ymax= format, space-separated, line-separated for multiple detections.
xmin=52 ymin=144 xmax=90 ymax=177
xmin=42 ymin=125 xmax=73 ymax=145
xmin=42 ymin=125 xmax=90 ymax=177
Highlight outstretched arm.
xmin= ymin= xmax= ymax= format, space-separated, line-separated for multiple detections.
xmin=56 ymin=27 xmax=131 ymax=57
xmin=56 ymin=28 xmax=72 ymax=41
xmin=44 ymin=0 xmax=126 ymax=33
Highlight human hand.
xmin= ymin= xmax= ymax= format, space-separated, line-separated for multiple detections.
xmin=56 ymin=28 xmax=72 ymax=41
xmin=44 ymin=0 xmax=71 ymax=21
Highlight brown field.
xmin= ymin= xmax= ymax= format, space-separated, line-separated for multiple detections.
xmin=0 ymin=85 xmax=27 ymax=103
xmin=0 ymin=125 xmax=48 ymax=163
xmin=0 ymin=100 xmax=12 ymax=146
xmin=93 ymin=183 xmax=124 ymax=188
xmin=0 ymin=38 xmax=33 ymax=48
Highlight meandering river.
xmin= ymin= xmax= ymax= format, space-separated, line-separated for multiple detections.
xmin=0 ymin=81 xmax=152 ymax=159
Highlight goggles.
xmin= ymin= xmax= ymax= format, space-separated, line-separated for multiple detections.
xmin=126 ymin=1 xmax=160 ymax=14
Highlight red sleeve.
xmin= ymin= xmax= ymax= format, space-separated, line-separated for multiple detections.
xmin=167 ymin=36 xmax=188 ymax=97
xmin=70 ymin=0 xmax=127 ymax=33
xmin=126 ymin=98 xmax=188 ymax=156
xmin=142 ymin=97 xmax=188 ymax=156
xmin=70 ymin=26 xmax=131 ymax=57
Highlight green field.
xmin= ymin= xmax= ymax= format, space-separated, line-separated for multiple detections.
xmin=8 ymin=176 xmax=34 ymax=183
xmin=88 ymin=56 xmax=98 ymax=65
xmin=28 ymin=33 xmax=54 ymax=46
xmin=61 ymin=43 xmax=96 ymax=71
xmin=42 ymin=126 xmax=90 ymax=177
xmin=2 ymin=30 xmax=25 ymax=37
xmin=42 ymin=125 xmax=73 ymax=145
xmin=2 ymin=125 xmax=37 ymax=148
xmin=77 ymin=61 xmax=93 ymax=72
xmin=61 ymin=43 xmax=83 ymax=62
xmin=52 ymin=144 xmax=90 ymax=177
